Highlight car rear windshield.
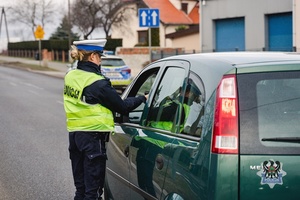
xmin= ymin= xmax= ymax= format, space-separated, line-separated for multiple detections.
xmin=101 ymin=58 xmax=125 ymax=67
xmin=238 ymin=70 xmax=300 ymax=154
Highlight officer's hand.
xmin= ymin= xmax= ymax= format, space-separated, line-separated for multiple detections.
xmin=144 ymin=91 xmax=149 ymax=100
xmin=144 ymin=94 xmax=149 ymax=100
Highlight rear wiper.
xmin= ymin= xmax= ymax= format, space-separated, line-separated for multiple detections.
xmin=261 ymin=137 xmax=300 ymax=143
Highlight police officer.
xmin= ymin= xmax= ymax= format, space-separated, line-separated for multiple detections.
xmin=63 ymin=39 xmax=147 ymax=200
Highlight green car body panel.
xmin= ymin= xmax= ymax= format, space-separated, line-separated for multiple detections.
xmin=240 ymin=156 xmax=300 ymax=200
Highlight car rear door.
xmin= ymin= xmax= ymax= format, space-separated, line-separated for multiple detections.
xmin=237 ymin=65 xmax=300 ymax=200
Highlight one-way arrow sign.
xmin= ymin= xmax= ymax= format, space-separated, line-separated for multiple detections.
xmin=139 ymin=8 xmax=160 ymax=28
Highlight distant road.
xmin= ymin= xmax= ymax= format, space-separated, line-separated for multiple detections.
xmin=0 ymin=65 xmax=74 ymax=199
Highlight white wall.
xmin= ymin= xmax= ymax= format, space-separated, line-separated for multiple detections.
xmin=111 ymin=4 xmax=145 ymax=47
xmin=160 ymin=25 xmax=178 ymax=47
xmin=294 ymin=0 xmax=300 ymax=52
xmin=170 ymin=33 xmax=200 ymax=51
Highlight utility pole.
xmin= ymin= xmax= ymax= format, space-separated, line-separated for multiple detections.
xmin=68 ymin=0 xmax=71 ymax=62
xmin=0 ymin=7 xmax=10 ymax=43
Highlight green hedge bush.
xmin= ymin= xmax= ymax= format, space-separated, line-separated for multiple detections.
xmin=8 ymin=39 xmax=123 ymax=52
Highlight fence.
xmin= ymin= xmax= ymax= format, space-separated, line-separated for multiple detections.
xmin=151 ymin=49 xmax=200 ymax=61
xmin=7 ymin=49 xmax=70 ymax=62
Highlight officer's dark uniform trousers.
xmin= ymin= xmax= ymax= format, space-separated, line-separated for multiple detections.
xmin=69 ymin=131 xmax=109 ymax=200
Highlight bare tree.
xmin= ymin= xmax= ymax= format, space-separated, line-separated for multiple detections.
xmin=71 ymin=0 xmax=102 ymax=39
xmin=71 ymin=0 xmax=134 ymax=39
xmin=40 ymin=0 xmax=56 ymax=28
xmin=99 ymin=0 xmax=133 ymax=38
xmin=8 ymin=0 xmax=57 ymax=40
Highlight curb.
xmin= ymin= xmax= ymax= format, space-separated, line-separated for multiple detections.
xmin=28 ymin=69 xmax=66 ymax=79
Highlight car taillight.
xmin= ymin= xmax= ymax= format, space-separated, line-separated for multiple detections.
xmin=122 ymin=68 xmax=131 ymax=74
xmin=212 ymin=75 xmax=239 ymax=154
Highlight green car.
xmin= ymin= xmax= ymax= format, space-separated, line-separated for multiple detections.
xmin=104 ymin=52 xmax=300 ymax=200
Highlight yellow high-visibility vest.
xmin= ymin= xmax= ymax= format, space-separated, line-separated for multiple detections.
xmin=63 ymin=69 xmax=114 ymax=132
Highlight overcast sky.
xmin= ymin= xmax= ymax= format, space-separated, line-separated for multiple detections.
xmin=0 ymin=0 xmax=105 ymax=51
xmin=0 ymin=0 xmax=65 ymax=51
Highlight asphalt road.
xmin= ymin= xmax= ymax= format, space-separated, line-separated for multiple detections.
xmin=0 ymin=65 xmax=74 ymax=199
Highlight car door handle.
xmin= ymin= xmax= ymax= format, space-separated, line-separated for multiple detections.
xmin=155 ymin=154 xmax=164 ymax=170
xmin=124 ymin=145 xmax=129 ymax=157
xmin=129 ymin=116 xmax=139 ymax=119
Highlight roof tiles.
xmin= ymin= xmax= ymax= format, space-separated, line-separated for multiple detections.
xmin=143 ymin=0 xmax=198 ymax=25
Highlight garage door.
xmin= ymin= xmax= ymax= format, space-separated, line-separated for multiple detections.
xmin=268 ymin=12 xmax=292 ymax=51
xmin=215 ymin=17 xmax=245 ymax=52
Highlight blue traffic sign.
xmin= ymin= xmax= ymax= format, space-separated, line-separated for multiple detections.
xmin=138 ymin=8 xmax=160 ymax=28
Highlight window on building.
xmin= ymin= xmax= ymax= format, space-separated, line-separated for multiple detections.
xmin=181 ymin=3 xmax=188 ymax=14
xmin=138 ymin=30 xmax=148 ymax=45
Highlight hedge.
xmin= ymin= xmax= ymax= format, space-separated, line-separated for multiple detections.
xmin=8 ymin=38 xmax=123 ymax=52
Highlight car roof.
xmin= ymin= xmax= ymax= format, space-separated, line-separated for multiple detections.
xmin=102 ymin=55 xmax=123 ymax=59
xmin=153 ymin=52 xmax=300 ymax=101
xmin=160 ymin=52 xmax=300 ymax=66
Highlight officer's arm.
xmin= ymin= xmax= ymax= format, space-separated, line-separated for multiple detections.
xmin=83 ymin=79 xmax=146 ymax=114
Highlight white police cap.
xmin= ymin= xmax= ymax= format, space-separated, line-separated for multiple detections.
xmin=73 ymin=39 xmax=107 ymax=52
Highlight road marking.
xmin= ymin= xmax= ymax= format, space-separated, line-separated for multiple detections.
xmin=9 ymin=82 xmax=17 ymax=86
xmin=22 ymin=82 xmax=44 ymax=90
xmin=57 ymin=101 xmax=64 ymax=105
xmin=28 ymin=90 xmax=39 ymax=95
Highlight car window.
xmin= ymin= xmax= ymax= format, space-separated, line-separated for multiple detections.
xmin=136 ymin=74 xmax=157 ymax=96
xmin=126 ymin=68 xmax=159 ymax=124
xmin=239 ymin=70 xmax=300 ymax=154
xmin=146 ymin=68 xmax=204 ymax=136
xmin=146 ymin=67 xmax=186 ymax=132
xmin=101 ymin=58 xmax=125 ymax=66
xmin=257 ymin=78 xmax=300 ymax=146
xmin=182 ymin=72 xmax=205 ymax=136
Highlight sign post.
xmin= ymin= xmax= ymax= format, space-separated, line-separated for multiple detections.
xmin=138 ymin=8 xmax=160 ymax=62
xmin=34 ymin=25 xmax=45 ymax=66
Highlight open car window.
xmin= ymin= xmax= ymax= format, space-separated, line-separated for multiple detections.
xmin=126 ymin=68 xmax=160 ymax=124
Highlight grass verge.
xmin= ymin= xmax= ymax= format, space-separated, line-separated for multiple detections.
xmin=0 ymin=60 xmax=57 ymax=71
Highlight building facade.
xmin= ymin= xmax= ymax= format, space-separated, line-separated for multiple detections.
xmin=111 ymin=0 xmax=199 ymax=50
xmin=200 ymin=0 xmax=298 ymax=52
